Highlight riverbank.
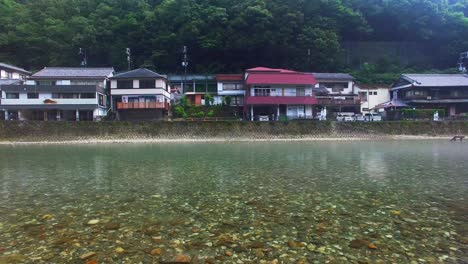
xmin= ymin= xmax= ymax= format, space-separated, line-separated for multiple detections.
xmin=0 ymin=121 xmax=466 ymax=143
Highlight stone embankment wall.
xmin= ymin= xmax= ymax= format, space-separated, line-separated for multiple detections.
xmin=0 ymin=121 xmax=467 ymax=142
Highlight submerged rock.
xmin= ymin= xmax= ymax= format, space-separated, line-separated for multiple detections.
xmin=174 ymin=254 xmax=191 ymax=263
xmin=79 ymin=252 xmax=97 ymax=260
xmin=150 ymin=248 xmax=162 ymax=255
xmin=87 ymin=219 xmax=100 ymax=225
xmin=349 ymin=239 xmax=369 ymax=249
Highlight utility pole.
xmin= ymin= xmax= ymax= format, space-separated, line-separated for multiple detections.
xmin=182 ymin=46 xmax=189 ymax=93
xmin=126 ymin=48 xmax=131 ymax=70
xmin=79 ymin=48 xmax=87 ymax=67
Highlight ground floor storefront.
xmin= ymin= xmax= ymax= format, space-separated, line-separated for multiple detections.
xmin=246 ymin=104 xmax=315 ymax=121
xmin=2 ymin=107 xmax=106 ymax=121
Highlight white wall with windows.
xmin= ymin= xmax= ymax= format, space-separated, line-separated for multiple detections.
xmin=357 ymin=87 xmax=390 ymax=113
xmin=250 ymin=85 xmax=313 ymax=96
xmin=1 ymin=91 xmax=103 ymax=106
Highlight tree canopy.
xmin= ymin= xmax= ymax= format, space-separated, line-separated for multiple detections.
xmin=0 ymin=0 xmax=467 ymax=73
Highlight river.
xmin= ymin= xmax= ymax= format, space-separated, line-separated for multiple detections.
xmin=0 ymin=141 xmax=466 ymax=263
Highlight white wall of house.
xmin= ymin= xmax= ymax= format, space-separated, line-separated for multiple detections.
xmin=111 ymin=88 xmax=170 ymax=99
xmin=357 ymin=87 xmax=390 ymax=113
xmin=217 ymin=82 xmax=245 ymax=96
xmin=1 ymin=69 xmax=27 ymax=80
xmin=1 ymin=91 xmax=99 ymax=105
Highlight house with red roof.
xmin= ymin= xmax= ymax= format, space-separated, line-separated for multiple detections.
xmin=244 ymin=67 xmax=318 ymax=120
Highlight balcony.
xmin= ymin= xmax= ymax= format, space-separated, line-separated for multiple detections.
xmin=117 ymin=102 xmax=168 ymax=110
xmin=317 ymin=97 xmax=361 ymax=105
xmin=245 ymin=96 xmax=318 ymax=105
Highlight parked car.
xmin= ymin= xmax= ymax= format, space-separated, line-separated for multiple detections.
xmin=258 ymin=115 xmax=270 ymax=121
xmin=364 ymin=113 xmax=382 ymax=121
xmin=355 ymin=114 xmax=365 ymax=121
xmin=336 ymin=112 xmax=355 ymax=122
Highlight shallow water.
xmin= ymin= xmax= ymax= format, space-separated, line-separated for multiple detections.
xmin=0 ymin=141 xmax=467 ymax=263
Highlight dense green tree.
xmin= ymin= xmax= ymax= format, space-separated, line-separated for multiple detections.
xmin=0 ymin=0 xmax=466 ymax=73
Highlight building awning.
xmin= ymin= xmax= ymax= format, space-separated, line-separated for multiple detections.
xmin=245 ymin=96 xmax=318 ymax=105
xmin=374 ymin=99 xmax=408 ymax=109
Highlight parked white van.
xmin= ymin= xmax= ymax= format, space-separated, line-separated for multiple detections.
xmin=364 ymin=113 xmax=382 ymax=121
xmin=336 ymin=112 xmax=355 ymax=122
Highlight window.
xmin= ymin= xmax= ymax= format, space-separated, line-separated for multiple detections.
xmin=52 ymin=93 xmax=79 ymax=99
xmin=296 ymin=88 xmax=305 ymax=96
xmin=71 ymin=80 xmax=100 ymax=86
xmin=232 ymin=96 xmax=243 ymax=105
xmin=27 ymin=93 xmax=39 ymax=99
xmin=6 ymin=93 xmax=19 ymax=99
xmin=36 ymin=81 xmax=56 ymax=86
xmin=139 ymin=80 xmax=155 ymax=88
xmin=373 ymin=91 xmax=378 ymax=95
xmin=254 ymin=88 xmax=271 ymax=96
xmin=117 ymin=80 xmax=133 ymax=89
xmin=81 ymin=93 xmax=96 ymax=98
xmin=326 ymin=82 xmax=346 ymax=93
xmin=223 ymin=83 xmax=243 ymax=90
xmin=98 ymin=94 xmax=105 ymax=106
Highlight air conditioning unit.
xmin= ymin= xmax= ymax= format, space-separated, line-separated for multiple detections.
xmin=426 ymin=96 xmax=432 ymax=100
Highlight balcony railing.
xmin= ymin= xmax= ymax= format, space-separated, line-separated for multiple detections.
xmin=1 ymin=84 xmax=104 ymax=93
xmin=117 ymin=102 xmax=168 ymax=110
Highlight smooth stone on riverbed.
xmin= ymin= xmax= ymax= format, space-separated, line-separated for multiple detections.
xmin=79 ymin=252 xmax=97 ymax=260
xmin=87 ymin=219 xmax=100 ymax=225
xmin=174 ymin=255 xmax=191 ymax=262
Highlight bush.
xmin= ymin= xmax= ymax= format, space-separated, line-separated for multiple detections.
xmin=401 ymin=109 xmax=445 ymax=119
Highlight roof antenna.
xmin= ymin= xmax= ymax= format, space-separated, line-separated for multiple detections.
xmin=126 ymin=48 xmax=131 ymax=70
xmin=78 ymin=48 xmax=87 ymax=68
xmin=458 ymin=51 xmax=467 ymax=73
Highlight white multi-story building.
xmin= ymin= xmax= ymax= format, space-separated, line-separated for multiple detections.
xmin=356 ymin=85 xmax=391 ymax=113
xmin=110 ymin=68 xmax=171 ymax=120
xmin=1 ymin=67 xmax=113 ymax=121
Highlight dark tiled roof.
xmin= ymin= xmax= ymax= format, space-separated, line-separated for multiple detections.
xmin=111 ymin=68 xmax=166 ymax=79
xmin=402 ymin=74 xmax=468 ymax=87
xmin=0 ymin=62 xmax=31 ymax=75
xmin=310 ymin=73 xmax=354 ymax=81
xmin=32 ymin=67 xmax=114 ymax=79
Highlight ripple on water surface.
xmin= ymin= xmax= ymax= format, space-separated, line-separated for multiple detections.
xmin=0 ymin=141 xmax=467 ymax=263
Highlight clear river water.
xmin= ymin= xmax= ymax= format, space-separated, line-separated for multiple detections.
xmin=0 ymin=141 xmax=467 ymax=264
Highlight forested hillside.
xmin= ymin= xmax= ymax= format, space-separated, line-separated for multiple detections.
xmin=0 ymin=0 xmax=467 ymax=73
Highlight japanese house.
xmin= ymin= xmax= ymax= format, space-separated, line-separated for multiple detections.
xmin=311 ymin=73 xmax=360 ymax=115
xmin=110 ymin=68 xmax=171 ymax=121
xmin=391 ymin=74 xmax=468 ymax=117
xmin=168 ymin=74 xmax=217 ymax=105
xmin=0 ymin=62 xmax=31 ymax=81
xmin=1 ymin=67 xmax=113 ymax=121
xmin=244 ymin=67 xmax=318 ymax=120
